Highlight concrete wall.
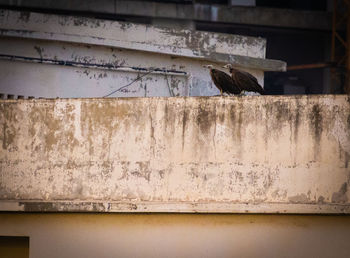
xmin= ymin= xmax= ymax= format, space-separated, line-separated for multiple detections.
xmin=0 ymin=95 xmax=349 ymax=213
xmin=0 ymin=213 xmax=350 ymax=258
xmin=0 ymin=10 xmax=285 ymax=98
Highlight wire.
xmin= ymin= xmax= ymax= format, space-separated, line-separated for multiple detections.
xmin=164 ymin=71 xmax=174 ymax=97
xmin=0 ymin=54 xmax=189 ymax=98
xmin=102 ymin=69 xmax=155 ymax=97
xmin=0 ymin=54 xmax=187 ymax=76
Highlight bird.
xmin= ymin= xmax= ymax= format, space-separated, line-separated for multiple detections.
xmin=222 ymin=64 xmax=265 ymax=95
xmin=203 ymin=64 xmax=241 ymax=96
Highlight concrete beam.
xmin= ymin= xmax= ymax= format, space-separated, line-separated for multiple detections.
xmin=0 ymin=9 xmax=286 ymax=72
xmin=0 ymin=36 xmax=266 ymax=99
xmin=0 ymin=0 xmax=332 ymax=30
xmin=194 ymin=4 xmax=331 ymax=31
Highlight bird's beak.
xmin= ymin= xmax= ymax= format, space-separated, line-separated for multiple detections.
xmin=222 ymin=65 xmax=229 ymax=69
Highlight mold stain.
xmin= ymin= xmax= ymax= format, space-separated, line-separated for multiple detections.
xmin=2 ymin=123 xmax=15 ymax=150
xmin=345 ymin=152 xmax=350 ymax=169
xmin=81 ymin=101 xmax=131 ymax=155
xmin=219 ymin=102 xmax=226 ymax=124
xmin=149 ymin=111 xmax=156 ymax=157
xmin=332 ymin=183 xmax=348 ymax=203
xmin=19 ymin=12 xmax=30 ymax=23
xmin=289 ymin=193 xmax=310 ymax=204
xmin=317 ymin=196 xmax=325 ymax=204
xmin=196 ymin=100 xmax=214 ymax=136
xmin=308 ymin=104 xmax=323 ymax=158
xmin=237 ymin=103 xmax=243 ymax=142
xmin=0 ymin=104 xmax=18 ymax=150
xmin=131 ymin=161 xmax=151 ymax=182
xmin=309 ymin=104 xmax=323 ymax=143
xmin=273 ymin=101 xmax=291 ymax=131
xmin=160 ymin=28 xmax=215 ymax=55
xmin=181 ymin=99 xmax=188 ymax=152
xmin=294 ymin=99 xmax=301 ymax=143
xmin=227 ymin=101 xmax=243 ymax=158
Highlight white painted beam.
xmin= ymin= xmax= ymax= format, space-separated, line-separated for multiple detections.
xmin=0 ymin=9 xmax=286 ymax=71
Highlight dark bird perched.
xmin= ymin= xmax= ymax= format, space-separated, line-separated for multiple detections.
xmin=203 ymin=65 xmax=241 ymax=95
xmin=222 ymin=64 xmax=265 ymax=95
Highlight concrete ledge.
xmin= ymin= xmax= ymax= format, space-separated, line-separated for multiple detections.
xmin=0 ymin=95 xmax=349 ymax=213
xmin=1 ymin=201 xmax=349 ymax=214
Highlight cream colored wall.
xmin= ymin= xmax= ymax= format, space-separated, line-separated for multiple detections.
xmin=0 ymin=95 xmax=349 ymax=213
xmin=0 ymin=213 xmax=350 ymax=258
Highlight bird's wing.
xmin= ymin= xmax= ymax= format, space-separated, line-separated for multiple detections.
xmin=211 ymin=69 xmax=223 ymax=91
xmin=211 ymin=69 xmax=242 ymax=94
xmin=240 ymin=70 xmax=259 ymax=84
xmin=219 ymin=70 xmax=241 ymax=94
xmin=233 ymin=70 xmax=264 ymax=94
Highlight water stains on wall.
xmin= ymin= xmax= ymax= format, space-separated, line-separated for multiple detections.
xmin=0 ymin=95 xmax=349 ymax=213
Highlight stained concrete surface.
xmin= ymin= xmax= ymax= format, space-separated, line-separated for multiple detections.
xmin=0 ymin=95 xmax=349 ymax=213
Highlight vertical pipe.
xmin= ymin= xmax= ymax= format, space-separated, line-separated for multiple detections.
xmin=332 ymin=0 xmax=337 ymax=63
xmin=330 ymin=0 xmax=337 ymax=93
xmin=346 ymin=1 xmax=350 ymax=94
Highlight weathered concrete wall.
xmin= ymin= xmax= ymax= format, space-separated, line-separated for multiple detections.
xmin=0 ymin=9 xmax=286 ymax=98
xmin=0 ymin=95 xmax=349 ymax=213
xmin=1 ymin=213 xmax=350 ymax=258
xmin=0 ymin=37 xmax=260 ymax=98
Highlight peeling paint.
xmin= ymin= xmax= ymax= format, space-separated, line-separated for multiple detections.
xmin=0 ymin=9 xmax=286 ymax=73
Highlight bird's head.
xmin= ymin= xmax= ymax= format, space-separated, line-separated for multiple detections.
xmin=202 ymin=64 xmax=214 ymax=69
xmin=222 ymin=64 xmax=233 ymax=69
